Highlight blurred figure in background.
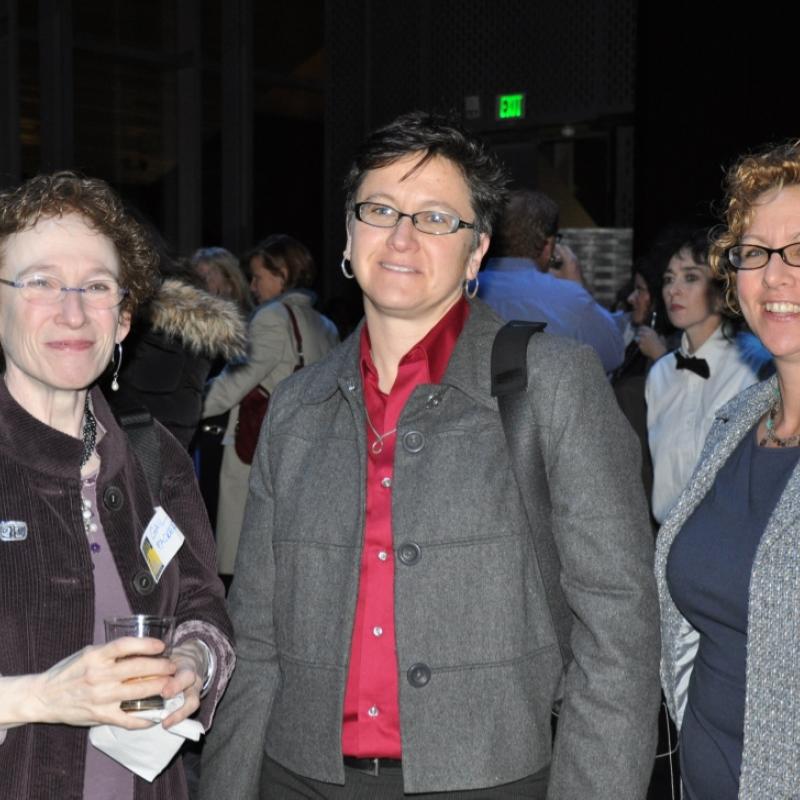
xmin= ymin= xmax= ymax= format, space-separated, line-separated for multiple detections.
xmin=192 ymin=246 xmax=253 ymax=315
xmin=646 ymin=227 xmax=771 ymax=524
xmin=104 ymin=230 xmax=246 ymax=450
xmin=190 ymin=247 xmax=253 ymax=526
xmin=202 ymin=234 xmax=338 ymax=583
xmin=479 ymin=189 xmax=624 ymax=372
xmin=611 ymin=257 xmax=670 ymax=510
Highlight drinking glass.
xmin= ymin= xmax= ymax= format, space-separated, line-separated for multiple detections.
xmin=104 ymin=614 xmax=176 ymax=712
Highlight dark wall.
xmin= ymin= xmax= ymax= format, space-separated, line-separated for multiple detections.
xmin=634 ymin=3 xmax=799 ymax=254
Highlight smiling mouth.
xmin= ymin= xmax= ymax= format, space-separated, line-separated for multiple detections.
xmin=380 ymin=262 xmax=417 ymax=274
xmin=47 ymin=340 xmax=94 ymax=351
xmin=765 ymin=302 xmax=800 ymax=313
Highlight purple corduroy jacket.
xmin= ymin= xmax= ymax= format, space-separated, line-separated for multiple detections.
xmin=0 ymin=382 xmax=234 ymax=800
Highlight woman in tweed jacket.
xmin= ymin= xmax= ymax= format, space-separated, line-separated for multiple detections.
xmin=656 ymin=141 xmax=800 ymax=799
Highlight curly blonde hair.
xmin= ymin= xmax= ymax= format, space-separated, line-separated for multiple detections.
xmin=710 ymin=140 xmax=800 ymax=313
xmin=0 ymin=171 xmax=159 ymax=313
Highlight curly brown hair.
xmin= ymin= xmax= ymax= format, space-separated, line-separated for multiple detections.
xmin=0 ymin=171 xmax=159 ymax=312
xmin=709 ymin=140 xmax=800 ymax=313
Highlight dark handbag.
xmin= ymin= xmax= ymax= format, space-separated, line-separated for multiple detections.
xmin=234 ymin=303 xmax=304 ymax=465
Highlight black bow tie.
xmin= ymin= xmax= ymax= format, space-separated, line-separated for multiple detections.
xmin=675 ymin=351 xmax=710 ymax=379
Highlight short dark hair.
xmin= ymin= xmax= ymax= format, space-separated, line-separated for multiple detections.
xmin=0 ymin=171 xmax=158 ymax=312
xmin=245 ymin=234 xmax=315 ymax=290
xmin=493 ymin=190 xmax=559 ymax=261
xmin=343 ymin=110 xmax=509 ymax=240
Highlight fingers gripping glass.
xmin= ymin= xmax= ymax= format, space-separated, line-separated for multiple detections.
xmin=355 ymin=202 xmax=475 ymax=235
xmin=726 ymin=243 xmax=800 ymax=271
xmin=0 ymin=275 xmax=130 ymax=308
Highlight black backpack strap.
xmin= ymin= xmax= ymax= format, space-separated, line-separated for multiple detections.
xmin=491 ymin=320 xmax=573 ymax=667
xmin=116 ymin=407 xmax=162 ymax=501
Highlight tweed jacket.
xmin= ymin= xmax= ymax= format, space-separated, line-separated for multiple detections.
xmin=0 ymin=382 xmax=234 ymax=800
xmin=203 ymin=289 xmax=338 ymax=572
xmin=200 ymin=299 xmax=660 ymax=798
xmin=656 ymin=375 xmax=800 ymax=799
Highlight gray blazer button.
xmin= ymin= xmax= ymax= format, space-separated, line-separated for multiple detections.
xmin=425 ymin=393 xmax=441 ymax=409
xmin=132 ymin=569 xmax=155 ymax=595
xmin=407 ymin=663 xmax=431 ymax=688
xmin=397 ymin=542 xmax=421 ymax=565
xmin=103 ymin=485 xmax=124 ymax=511
xmin=403 ymin=431 xmax=424 ymax=453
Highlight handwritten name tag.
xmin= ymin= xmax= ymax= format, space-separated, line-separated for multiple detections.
xmin=140 ymin=507 xmax=185 ymax=583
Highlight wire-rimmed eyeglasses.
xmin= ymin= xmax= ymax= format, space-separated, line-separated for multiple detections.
xmin=0 ymin=274 xmax=130 ymax=308
xmin=726 ymin=243 xmax=800 ymax=271
xmin=354 ymin=201 xmax=475 ymax=236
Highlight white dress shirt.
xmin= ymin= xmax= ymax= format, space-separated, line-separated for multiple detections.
xmin=646 ymin=325 xmax=765 ymax=523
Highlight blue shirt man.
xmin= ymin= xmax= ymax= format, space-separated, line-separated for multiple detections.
xmin=478 ymin=189 xmax=623 ymax=372
xmin=479 ymin=256 xmax=624 ymax=371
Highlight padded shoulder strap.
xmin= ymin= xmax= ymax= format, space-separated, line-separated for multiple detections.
xmin=491 ymin=320 xmax=573 ymax=667
xmin=116 ymin=407 xmax=162 ymax=501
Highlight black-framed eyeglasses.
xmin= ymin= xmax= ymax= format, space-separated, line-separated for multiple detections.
xmin=0 ymin=274 xmax=129 ymax=308
xmin=726 ymin=243 xmax=800 ymax=271
xmin=354 ymin=202 xmax=475 ymax=236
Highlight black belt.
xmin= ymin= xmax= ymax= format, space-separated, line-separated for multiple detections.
xmin=343 ymin=756 xmax=402 ymax=776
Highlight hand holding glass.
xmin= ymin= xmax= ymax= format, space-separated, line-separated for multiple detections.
xmin=104 ymin=615 xmax=176 ymax=712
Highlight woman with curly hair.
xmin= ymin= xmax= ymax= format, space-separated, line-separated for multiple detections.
xmin=0 ymin=172 xmax=234 ymax=799
xmin=656 ymin=142 xmax=800 ymax=798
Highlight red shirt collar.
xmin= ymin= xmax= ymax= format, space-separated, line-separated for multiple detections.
xmin=359 ymin=297 xmax=470 ymax=390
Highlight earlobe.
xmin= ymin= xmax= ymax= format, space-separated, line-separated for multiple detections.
xmin=116 ymin=310 xmax=132 ymax=343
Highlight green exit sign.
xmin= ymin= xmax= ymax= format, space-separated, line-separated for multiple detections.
xmin=497 ymin=93 xmax=525 ymax=120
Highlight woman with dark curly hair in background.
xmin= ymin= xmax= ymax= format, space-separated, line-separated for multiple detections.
xmin=0 ymin=172 xmax=234 ymax=799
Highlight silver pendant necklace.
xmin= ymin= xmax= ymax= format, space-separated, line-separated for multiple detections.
xmin=364 ymin=406 xmax=396 ymax=455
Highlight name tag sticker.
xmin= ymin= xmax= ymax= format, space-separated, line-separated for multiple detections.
xmin=140 ymin=507 xmax=185 ymax=583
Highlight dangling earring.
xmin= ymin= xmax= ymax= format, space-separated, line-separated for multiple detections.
xmin=340 ymin=257 xmax=355 ymax=280
xmin=111 ymin=343 xmax=123 ymax=392
xmin=465 ymin=275 xmax=479 ymax=299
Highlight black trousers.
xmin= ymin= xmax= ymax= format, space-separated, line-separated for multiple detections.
xmin=260 ymin=755 xmax=549 ymax=799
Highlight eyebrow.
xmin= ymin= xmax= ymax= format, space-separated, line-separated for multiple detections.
xmin=360 ymin=192 xmax=464 ymax=216
xmin=741 ymin=232 xmax=800 ymax=244
xmin=14 ymin=262 xmax=119 ymax=279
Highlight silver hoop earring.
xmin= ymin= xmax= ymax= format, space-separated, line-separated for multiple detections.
xmin=465 ymin=275 xmax=479 ymax=299
xmin=111 ymin=343 xmax=123 ymax=392
xmin=340 ymin=257 xmax=355 ymax=280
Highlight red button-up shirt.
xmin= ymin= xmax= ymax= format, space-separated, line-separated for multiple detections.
xmin=341 ymin=298 xmax=469 ymax=758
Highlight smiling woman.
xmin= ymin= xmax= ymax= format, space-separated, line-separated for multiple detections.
xmin=0 ymin=172 xmax=234 ymax=800
xmin=655 ymin=141 xmax=800 ymax=799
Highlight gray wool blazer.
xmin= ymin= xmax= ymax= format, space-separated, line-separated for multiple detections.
xmin=200 ymin=299 xmax=660 ymax=799
xmin=656 ymin=376 xmax=800 ymax=799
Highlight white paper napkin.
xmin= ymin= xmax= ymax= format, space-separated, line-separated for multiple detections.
xmin=89 ymin=693 xmax=205 ymax=782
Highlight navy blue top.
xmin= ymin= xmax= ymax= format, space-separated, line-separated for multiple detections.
xmin=666 ymin=426 xmax=800 ymax=799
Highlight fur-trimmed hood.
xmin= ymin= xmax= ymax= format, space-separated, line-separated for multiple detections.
xmin=146 ymin=278 xmax=247 ymax=361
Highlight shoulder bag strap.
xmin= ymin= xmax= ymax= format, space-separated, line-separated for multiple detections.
xmin=491 ymin=320 xmax=573 ymax=667
xmin=282 ymin=303 xmax=305 ymax=369
xmin=116 ymin=407 xmax=162 ymax=501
